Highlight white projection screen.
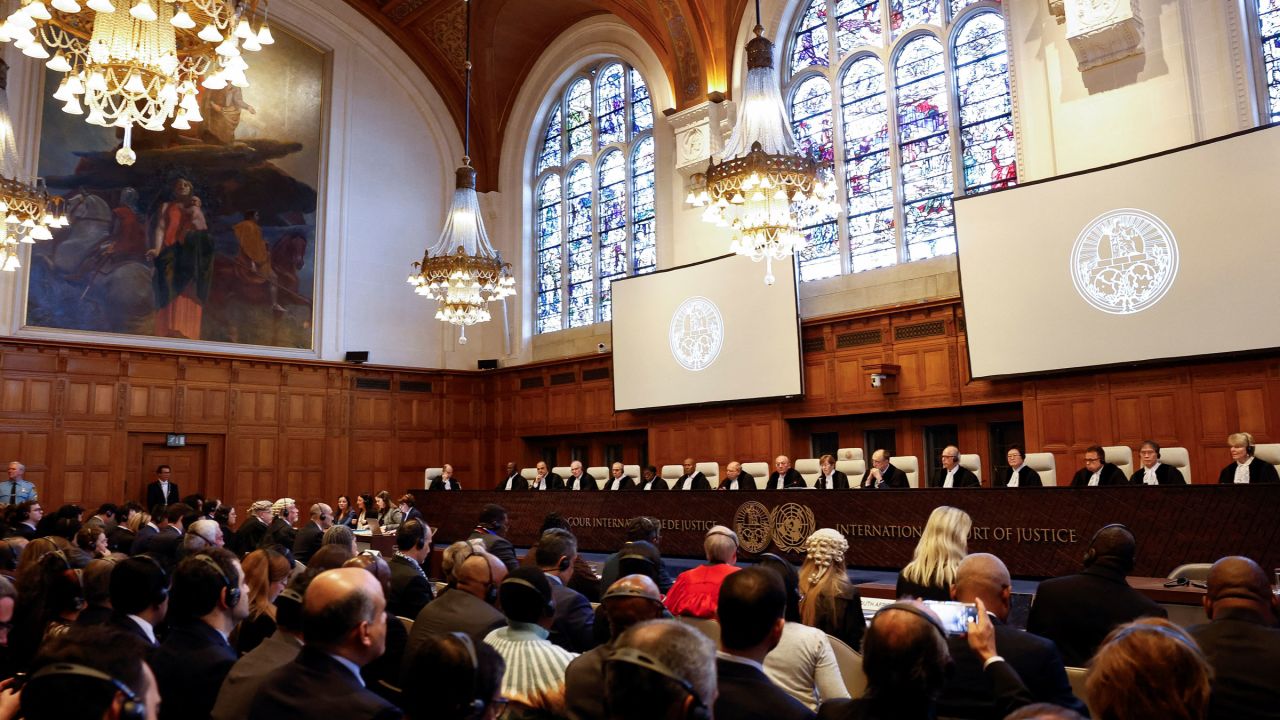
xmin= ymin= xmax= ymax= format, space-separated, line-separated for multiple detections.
xmin=611 ymin=253 xmax=803 ymax=411
xmin=956 ymin=125 xmax=1280 ymax=379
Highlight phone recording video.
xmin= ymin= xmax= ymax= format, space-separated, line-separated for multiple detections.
xmin=923 ymin=600 xmax=979 ymax=635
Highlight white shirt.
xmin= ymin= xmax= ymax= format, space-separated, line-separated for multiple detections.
xmin=571 ymin=474 xmax=586 ymax=490
xmin=823 ymin=472 xmax=835 ymax=488
xmin=442 ymin=478 xmax=454 ymax=490
xmin=1234 ymin=461 xmax=1251 ymax=484
xmin=943 ymin=466 xmax=957 ymax=488
xmin=1088 ymin=469 xmax=1102 ymax=486
xmin=726 ymin=478 xmax=739 ymax=490
xmin=762 ymin=621 xmax=850 ymax=711
xmin=535 ymin=475 xmax=549 ymax=490
xmin=159 ymin=481 xmax=170 ymax=497
xmin=715 ymin=650 xmax=765 ymax=673
xmin=1006 ymin=467 xmax=1020 ymax=487
xmin=680 ymin=475 xmax=695 ymax=490
xmin=127 ymin=614 xmax=157 ymax=644
xmin=609 ymin=478 xmax=623 ymax=490
xmin=644 ymin=479 xmax=655 ymax=490
xmin=1142 ymin=463 xmax=1162 ymax=485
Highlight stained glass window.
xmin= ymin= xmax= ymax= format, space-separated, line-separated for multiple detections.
xmin=533 ymin=61 xmax=658 ymax=333
xmin=1256 ymin=0 xmax=1280 ymax=122
xmin=783 ymin=2 xmax=1017 ymax=279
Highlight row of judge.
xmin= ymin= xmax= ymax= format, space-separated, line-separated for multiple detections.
xmin=1065 ymin=433 xmax=1280 ymax=486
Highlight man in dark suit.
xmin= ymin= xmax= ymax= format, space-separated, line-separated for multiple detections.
xmin=604 ymin=462 xmax=636 ymax=491
xmin=766 ymin=455 xmax=806 ymax=489
xmin=1130 ymin=440 xmax=1186 ymax=485
xmin=930 ymin=446 xmax=981 ymax=488
xmin=1070 ymin=445 xmax=1128 ymax=487
xmin=537 ymin=528 xmax=597 ymax=652
xmin=1189 ymin=556 xmax=1280 ymax=720
xmin=564 ymin=461 xmax=598 ymax=491
xmin=292 ymin=502 xmax=330 ymax=565
xmin=405 ymin=550 xmax=507 ymax=667
xmin=714 ymin=567 xmax=816 ymax=720
xmin=994 ymin=445 xmax=1041 ymax=487
xmin=132 ymin=503 xmax=190 ymax=557
xmin=937 ymin=553 xmax=1086 ymax=718
xmin=9 ymin=500 xmax=40 ymax=540
xmin=719 ymin=461 xmax=754 ymax=490
xmin=603 ymin=615 xmax=717 ymax=720
xmin=235 ymin=500 xmax=274 ymax=553
xmin=674 ymin=458 xmax=711 ymax=490
xmin=1026 ymin=524 xmax=1167 ymax=667
xmin=153 ymin=549 xmax=248 ymax=720
xmin=815 ymin=454 xmax=852 ymax=489
xmin=248 ymin=568 xmax=401 ymax=719
xmin=468 ymin=503 xmax=518 ymax=571
xmin=638 ymin=465 xmax=668 ymax=491
xmin=213 ymin=574 xmax=308 ymax=720
xmin=496 ymin=461 xmax=528 ymax=491
xmin=530 ymin=461 xmax=564 ymax=491
xmin=265 ymin=498 xmax=298 ymax=549
xmin=598 ymin=517 xmax=676 ymax=594
xmin=19 ymin=626 xmax=155 ymax=720
xmin=429 ymin=463 xmax=462 ymax=491
xmin=862 ymin=449 xmax=909 ymax=488
xmin=109 ymin=555 xmax=170 ymax=647
xmin=146 ymin=465 xmax=180 ymax=511
xmin=387 ymin=520 xmax=434 ymax=619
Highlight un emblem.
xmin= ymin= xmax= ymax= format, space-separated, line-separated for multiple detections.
xmin=1071 ymin=209 xmax=1178 ymax=315
xmin=733 ymin=501 xmax=773 ymax=554
xmin=668 ymin=297 xmax=723 ymax=371
xmin=770 ymin=503 xmax=816 ymax=553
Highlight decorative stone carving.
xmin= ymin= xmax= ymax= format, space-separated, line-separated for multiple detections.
xmin=1047 ymin=0 xmax=1065 ymax=24
xmin=665 ymin=99 xmax=734 ymax=176
xmin=1065 ymin=0 xmax=1145 ymax=71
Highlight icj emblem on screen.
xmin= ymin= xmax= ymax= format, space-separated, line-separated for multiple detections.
xmin=669 ymin=296 xmax=723 ymax=371
xmin=1070 ymin=209 xmax=1179 ymax=315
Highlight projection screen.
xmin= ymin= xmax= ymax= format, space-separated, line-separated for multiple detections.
xmin=955 ymin=124 xmax=1280 ymax=379
xmin=611 ymin=253 xmax=803 ymax=411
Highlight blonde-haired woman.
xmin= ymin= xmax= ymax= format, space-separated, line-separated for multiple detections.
xmin=234 ymin=548 xmax=291 ymax=654
xmin=1218 ymin=431 xmax=1280 ymax=484
xmin=798 ymin=528 xmax=866 ymax=651
xmin=896 ymin=505 xmax=971 ymax=601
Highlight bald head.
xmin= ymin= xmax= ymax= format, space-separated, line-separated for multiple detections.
xmin=953 ymin=553 xmax=1012 ymax=620
xmin=863 ymin=603 xmax=951 ymax=697
xmin=602 ymin=574 xmax=665 ymax=640
xmin=456 ymin=552 xmax=506 ymax=602
xmin=1205 ymin=556 xmax=1276 ymax=620
xmin=302 ymin=568 xmax=386 ymax=663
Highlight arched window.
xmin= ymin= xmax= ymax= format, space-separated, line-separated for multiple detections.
xmin=785 ymin=1 xmax=1016 ymax=280
xmin=1254 ymin=0 xmax=1280 ymax=122
xmin=534 ymin=61 xmax=657 ymax=333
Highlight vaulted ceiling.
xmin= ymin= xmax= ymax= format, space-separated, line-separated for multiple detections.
xmin=344 ymin=0 xmax=752 ymax=191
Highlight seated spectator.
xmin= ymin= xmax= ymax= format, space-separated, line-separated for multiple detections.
xmin=0 ymin=536 xmax=25 ymax=578
xmin=529 ymin=513 xmax=601 ymax=602
xmin=266 ymin=498 xmax=299 ymax=548
xmin=307 ymin=543 xmax=356 ymax=573
xmin=292 ymin=502 xmax=331 ymax=565
xmin=10 ymin=500 xmax=41 ymax=540
xmin=759 ymin=553 xmax=849 ymax=711
xmin=37 ymin=503 xmax=84 ymax=539
xmin=83 ymin=503 xmax=118 ymax=532
xmin=247 ymin=567 xmax=402 ymax=719
xmin=714 ymin=566 xmax=816 ymax=720
xmin=1218 ymin=431 xmax=1280 ymax=484
xmin=468 ymin=504 xmax=518 ymax=572
xmin=566 ymin=574 xmax=668 ymax=720
xmin=212 ymin=574 xmax=311 ymax=720
xmin=799 ymin=529 xmax=866 ymax=651
xmin=234 ymin=500 xmax=274 ymax=553
xmin=599 ymin=516 xmax=674 ymax=593
xmin=664 ymin=525 xmax=740 ymax=619
xmin=1027 ymin=524 xmax=1166 ymax=667
xmin=183 ymin=518 xmax=224 ymax=555
xmin=74 ymin=557 xmax=119 ymax=627
xmin=896 ymin=506 xmax=971 ymax=601
xmin=234 ymin=548 xmax=290 ymax=654
xmin=322 ymin=524 xmax=358 ymax=557
xmin=0 ymin=575 xmax=12 ymax=676
xmin=937 ymin=553 xmax=1085 ymax=719
xmin=387 ymin=520 xmax=434 ymax=619
xmin=344 ymin=553 xmax=408 ymax=703
xmin=109 ymin=555 xmax=169 ymax=647
xmin=440 ymin=539 xmax=488 ymax=587
xmin=405 ymin=548 xmax=507 ymax=669
xmin=1005 ymin=704 xmax=1089 ymax=720
xmin=1086 ymin=619 xmax=1211 ymax=720
xmin=402 ymin=632 xmax=506 ymax=720
xmin=107 ymin=503 xmax=143 ymax=554
xmin=1188 ymin=555 xmax=1280 ymax=720
xmin=604 ymin=619 xmax=717 ymax=720
xmin=21 ymin=626 xmax=156 ymax=720
xmin=76 ymin=526 xmax=109 ymax=559
xmin=12 ymin=544 xmax=85 ymax=669
xmin=213 ymin=504 xmax=237 ymax=554
xmin=483 ymin=567 xmax=578 ymax=717
xmin=535 ymin=528 xmax=597 ymax=652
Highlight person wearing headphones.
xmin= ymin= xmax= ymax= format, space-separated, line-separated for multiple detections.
xmin=467 ymin=504 xmax=518 ymax=572
xmin=402 ymin=632 xmax=506 ymax=720
xmin=483 ymin=567 xmax=577 ymax=718
xmin=405 ymin=549 xmax=507 ymax=673
xmin=535 ymin=529 xmax=596 ymax=652
xmin=21 ymin=625 xmax=159 ymax=720
xmin=1087 ymin=619 xmax=1211 ymax=720
xmin=1130 ymin=440 xmax=1185 ymax=485
xmin=604 ymin=619 xmax=717 ymax=720
xmin=211 ymin=573 xmax=312 ymax=720
xmin=151 ymin=548 xmax=249 ymax=720
xmin=109 ymin=556 xmax=170 ymax=647
xmin=1025 ymin=524 xmax=1167 ymax=667
xmin=387 ymin=520 xmax=434 ymax=619
xmin=1218 ymin=431 xmax=1280 ymax=484
xmin=663 ymin=526 xmax=741 ymax=619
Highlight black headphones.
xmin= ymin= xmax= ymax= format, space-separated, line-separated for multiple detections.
xmin=873 ymin=601 xmax=948 ymax=641
xmin=136 ymin=554 xmax=169 ymax=606
xmin=24 ymin=662 xmax=146 ymax=720
xmin=195 ymin=555 xmax=241 ymax=609
xmin=464 ymin=551 xmax=498 ymax=605
xmin=558 ymin=556 xmax=571 ymax=572
xmin=1108 ymin=622 xmax=1206 ymax=661
xmin=607 ymin=647 xmax=710 ymax=720
xmin=501 ymin=576 xmax=555 ymax=616
xmin=450 ymin=632 xmax=488 ymax=718
xmin=1084 ymin=523 xmax=1135 ymax=570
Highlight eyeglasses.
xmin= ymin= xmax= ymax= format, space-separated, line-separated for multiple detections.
xmin=1084 ymin=457 xmax=1101 ymax=464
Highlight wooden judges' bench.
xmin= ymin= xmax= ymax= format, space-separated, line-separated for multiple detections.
xmin=411 ymin=485 xmax=1280 ymax=579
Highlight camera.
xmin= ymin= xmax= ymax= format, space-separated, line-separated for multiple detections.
xmin=870 ymin=373 xmax=886 ymax=388
xmin=596 ymin=342 xmax=607 ymax=353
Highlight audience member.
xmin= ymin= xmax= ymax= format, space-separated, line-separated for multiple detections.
xmin=10 ymin=500 xmax=41 ymax=540
xmin=931 ymin=446 xmax=980 ymax=488
xmin=0 ymin=537 xmax=23 ymax=578
xmin=484 ymin=567 xmax=578 ymax=717
xmin=0 ymin=576 xmax=12 ymax=677
xmin=405 ymin=548 xmax=507 ymax=671
xmin=388 ymin=519 xmax=435 ymax=618
xmin=714 ymin=566 xmax=815 ymax=720
xmin=1070 ymin=446 xmax=1128 ymax=487
xmin=21 ymin=626 xmax=156 ymax=720
xmin=1086 ymin=619 xmax=1211 ymax=720
xmin=211 ymin=574 xmax=311 ymax=720
xmin=468 ymin=504 xmax=518 ymax=571
xmin=862 ymin=449 xmax=908 ymax=488
xmin=664 ymin=525 xmax=740 ymax=619
xmin=234 ymin=500 xmax=274 ymax=553
xmin=996 ymin=446 xmax=1041 ymax=487
xmin=12 ymin=545 xmax=85 ymax=668
xmin=1026 ymin=523 xmax=1166 ymax=667
xmin=1005 ymin=704 xmax=1089 ymax=720
xmin=135 ymin=503 xmax=191 ymax=562
xmin=1188 ymin=555 xmax=1280 ymax=719
xmin=265 ymin=497 xmax=299 ymax=548
xmin=308 ymin=543 xmax=356 ymax=573
xmin=212 ymin=504 xmax=237 ymax=554
xmin=345 ymin=552 xmax=410 ymax=705
xmin=108 ymin=507 xmax=143 ymax=554
xmin=74 ymin=557 xmax=119 ymax=627
xmin=292 ymin=502 xmax=331 ymax=564
xmin=1218 ymin=431 xmax=1280 ymax=484
xmin=565 ymin=574 xmax=668 ymax=720
xmin=532 ymin=513 xmax=602 ymax=601
xmin=403 ymin=632 xmax=506 ymax=720
xmin=76 ymin=526 xmax=109 ymax=558
xmin=535 ymin=528 xmax=597 ymax=652
xmin=896 ymin=505 xmax=970 ymax=601
xmin=247 ymin=567 xmax=401 ymax=719
xmin=599 ymin=516 xmax=675 ymax=593
xmin=799 ymin=529 xmax=866 ymax=651
xmin=758 ymin=553 xmax=849 ymax=711
xmin=83 ymin=503 xmax=117 ymax=531
xmin=440 ymin=539 xmax=487 ymax=586
xmin=937 ymin=553 xmax=1085 ymax=719
xmin=1130 ymin=440 xmax=1185 ymax=485
xmin=322 ymin=524 xmax=358 ymax=556
xmin=183 ymin=518 xmax=224 ymax=555
xmin=766 ymin=455 xmax=806 ymax=489
xmin=603 ymin=619 xmax=716 ymax=720
xmin=234 ymin=548 xmax=290 ymax=654
xmin=152 ymin=548 xmax=248 ymax=720
xmin=108 ymin=555 xmax=168 ymax=647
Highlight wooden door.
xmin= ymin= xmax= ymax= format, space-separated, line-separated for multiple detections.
xmin=140 ymin=444 xmax=207 ymax=506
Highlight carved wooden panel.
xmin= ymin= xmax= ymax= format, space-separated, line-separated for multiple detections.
xmin=60 ymin=431 xmax=114 ymax=504
xmin=286 ymin=391 xmax=327 ymax=427
xmin=283 ymin=435 xmax=326 ymax=500
xmin=127 ymin=384 xmax=175 ymax=421
xmin=351 ymin=394 xmax=394 ymax=429
xmin=235 ymin=388 xmax=279 ymax=426
xmin=396 ymin=394 xmax=441 ymax=431
xmin=234 ymin=434 xmax=279 ymax=501
xmin=64 ymin=379 xmax=117 ymax=420
xmin=547 ymin=387 xmax=580 ymax=427
xmin=0 ymin=377 xmax=55 ymax=416
xmin=351 ymin=436 xmax=394 ymax=490
xmin=182 ymin=386 xmax=230 ymax=426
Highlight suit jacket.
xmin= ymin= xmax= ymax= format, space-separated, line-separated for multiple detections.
xmin=638 ymin=476 xmax=670 ymax=491
xmin=1129 ymin=463 xmax=1185 ymax=485
xmin=130 ymin=524 xmax=160 ymax=555
xmin=468 ymin=529 xmax=518 ymax=571
xmin=564 ymin=644 xmax=609 ymax=720
xmin=719 ymin=472 xmax=755 ymax=490
xmin=265 ymin=517 xmax=296 ymax=549
xmin=211 ymin=630 xmax=303 ymax=720
xmin=1189 ymin=607 xmax=1280 ymax=720
xmin=153 ymin=621 xmax=238 ymax=720
xmin=146 ymin=480 xmax=181 ymax=510
xmin=109 ymin=613 xmax=157 ymax=647
xmin=429 ymin=477 xmax=462 ymax=491
xmin=547 ymin=574 xmax=597 ymax=652
xmin=496 ymin=473 xmax=529 ymax=491
xmin=235 ymin=517 xmax=270 ymax=554
xmin=107 ymin=525 xmax=136 ymax=554
xmin=995 ymin=465 xmax=1041 ymax=488
xmin=674 ymin=472 xmax=711 ymax=491
xmin=247 ymin=646 xmax=401 ymax=720
xmin=10 ymin=522 xmax=36 ymax=541
xmin=715 ymin=656 xmax=817 ymax=720
xmin=861 ymin=463 xmax=908 ymax=489
xmin=387 ymin=554 xmax=434 ymax=619
xmin=1069 ymin=462 xmax=1128 ymax=487
xmin=938 ymin=617 xmax=1086 ymax=719
xmin=603 ymin=475 xmax=636 ymax=491
xmin=815 ymin=470 xmax=851 ymax=490
xmin=819 ymin=659 xmax=1033 ymax=720
xmin=405 ymin=587 xmax=506 ymax=675
xmin=766 ymin=468 xmax=806 ymax=489
xmin=530 ymin=472 xmax=564 ymax=491
xmin=564 ymin=472 xmax=598 ymax=491
xmin=1026 ymin=561 xmax=1168 ymax=667
xmin=292 ymin=521 xmax=324 ymax=564
xmin=1217 ymin=456 xmax=1280 ymax=484
xmin=930 ymin=466 xmax=981 ymax=488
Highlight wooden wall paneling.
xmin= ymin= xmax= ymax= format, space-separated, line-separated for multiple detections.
xmin=232 ymin=433 xmax=279 ymax=507
xmin=0 ymin=427 xmax=52 ymax=502
xmin=58 ymin=429 xmax=115 ymax=507
xmin=0 ymin=374 xmax=55 ymax=417
xmin=546 ymin=386 xmax=581 ymax=429
xmin=282 ymin=434 xmax=326 ymax=504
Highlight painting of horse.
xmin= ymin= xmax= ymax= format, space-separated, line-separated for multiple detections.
xmin=26 ymin=25 xmax=324 ymax=350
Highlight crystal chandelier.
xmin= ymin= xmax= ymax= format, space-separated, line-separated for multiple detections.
xmin=687 ymin=0 xmax=836 ymax=284
xmin=407 ymin=0 xmax=514 ymax=344
xmin=0 ymin=59 xmax=67 ymax=272
xmin=0 ymin=0 xmax=274 ymax=166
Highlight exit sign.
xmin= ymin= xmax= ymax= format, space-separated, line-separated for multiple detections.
xmin=166 ymin=434 xmax=186 ymax=447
